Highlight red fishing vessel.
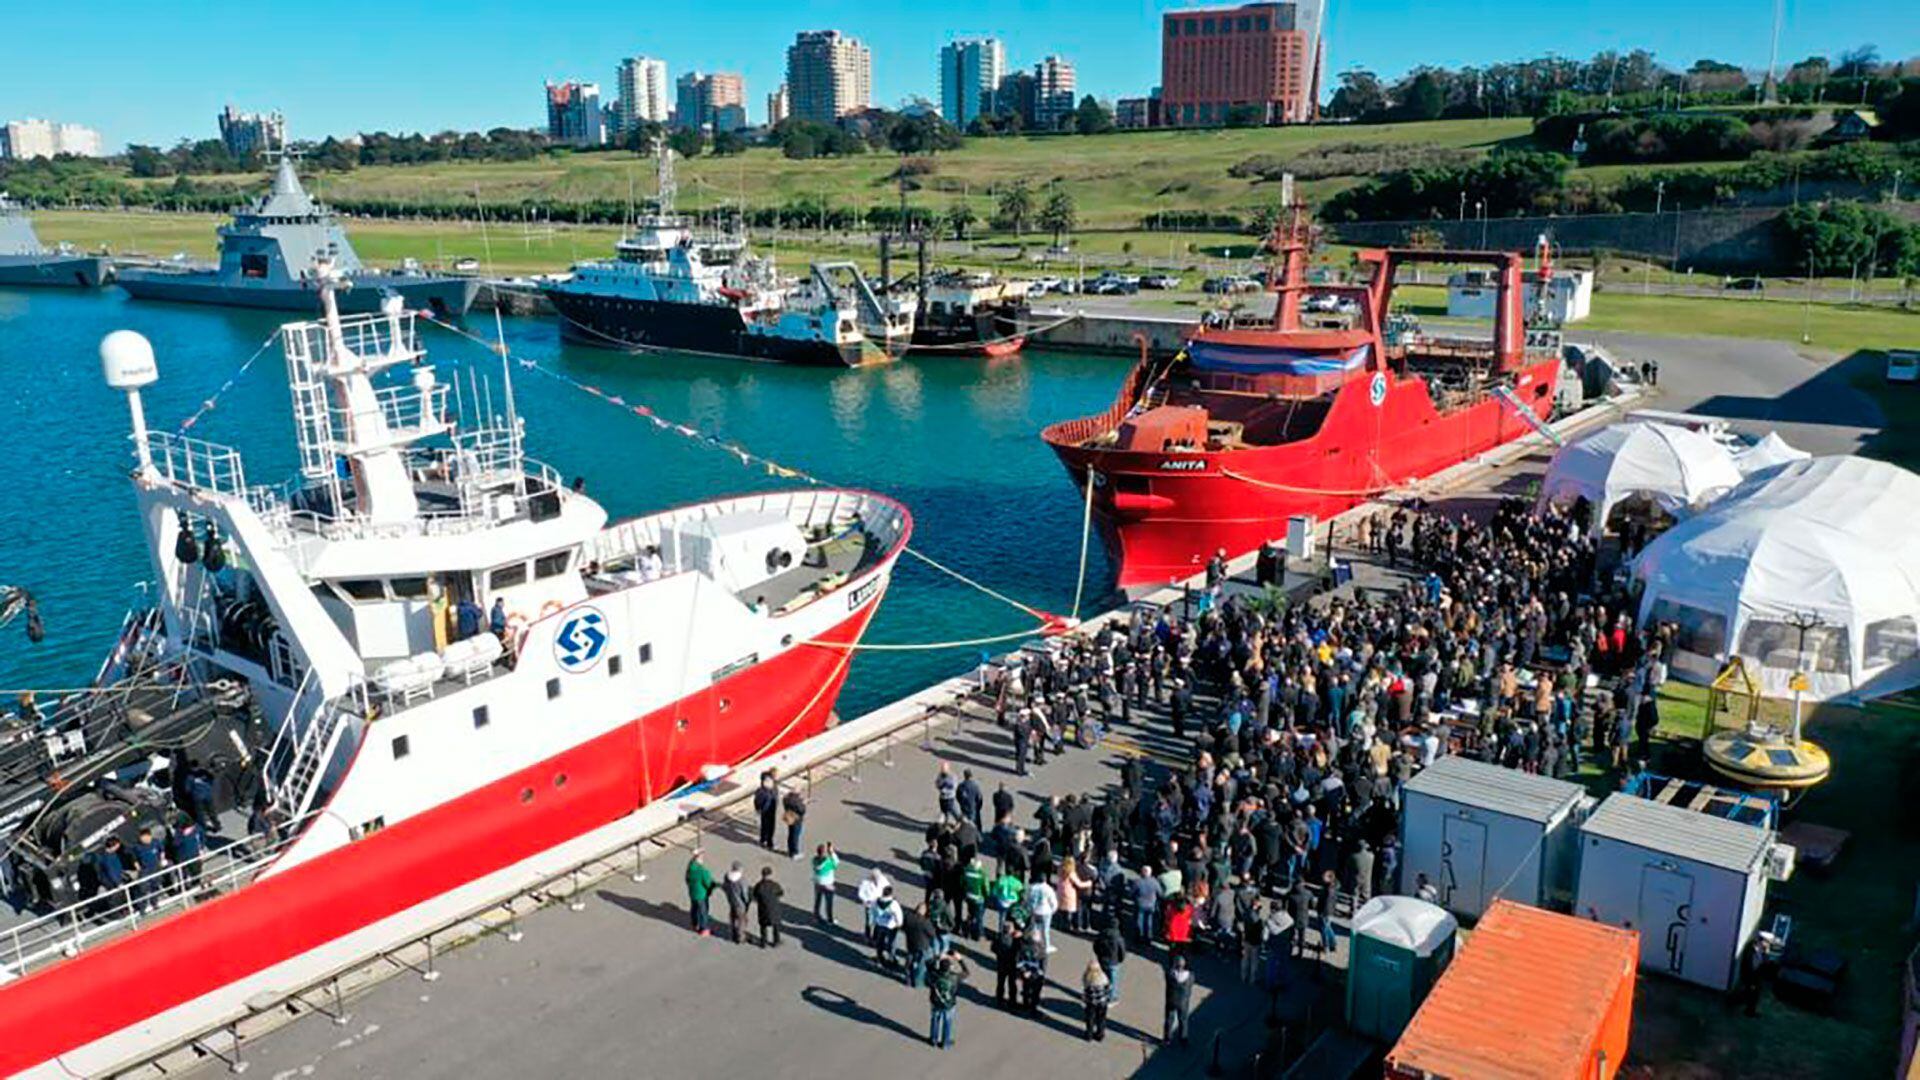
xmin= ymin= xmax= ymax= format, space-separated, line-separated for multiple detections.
xmin=1042 ymin=209 xmax=1565 ymax=591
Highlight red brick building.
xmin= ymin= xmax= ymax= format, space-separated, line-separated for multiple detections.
xmin=1160 ymin=1 xmax=1324 ymax=127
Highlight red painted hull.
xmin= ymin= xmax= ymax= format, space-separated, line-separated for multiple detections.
xmin=0 ymin=600 xmax=880 ymax=1077
xmin=1047 ymin=358 xmax=1561 ymax=590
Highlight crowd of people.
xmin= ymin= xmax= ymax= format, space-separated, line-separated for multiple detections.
xmin=677 ymin=496 xmax=1676 ymax=1060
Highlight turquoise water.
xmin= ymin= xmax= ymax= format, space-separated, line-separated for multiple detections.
xmin=0 ymin=288 xmax=1128 ymax=716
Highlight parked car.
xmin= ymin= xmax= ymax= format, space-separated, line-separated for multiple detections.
xmin=1140 ymin=273 xmax=1182 ymax=290
xmin=1888 ymin=349 xmax=1920 ymax=384
xmin=1027 ymin=275 xmax=1065 ymax=295
xmin=1724 ymin=276 xmax=1766 ymax=292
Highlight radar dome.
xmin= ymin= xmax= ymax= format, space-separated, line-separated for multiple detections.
xmin=100 ymin=330 xmax=158 ymax=389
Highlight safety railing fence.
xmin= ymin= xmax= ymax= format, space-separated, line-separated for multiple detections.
xmin=2 ymin=806 xmax=326 ymax=983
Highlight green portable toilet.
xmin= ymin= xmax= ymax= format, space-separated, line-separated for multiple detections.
xmin=1345 ymin=895 xmax=1459 ymax=1042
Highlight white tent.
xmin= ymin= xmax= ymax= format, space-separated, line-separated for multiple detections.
xmin=1633 ymin=456 xmax=1920 ymax=701
xmin=1732 ymin=431 xmax=1811 ymax=477
xmin=1537 ymin=421 xmax=1743 ymax=532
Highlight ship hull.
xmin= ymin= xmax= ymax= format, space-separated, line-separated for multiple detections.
xmin=907 ymin=310 xmax=1025 ymax=358
xmin=0 ymin=596 xmax=881 ymax=1077
xmin=1047 ymin=358 xmax=1562 ymax=591
xmin=115 ymin=271 xmax=480 ymax=316
xmin=544 ymin=289 xmax=866 ymax=367
xmin=0 ymin=254 xmax=110 ymax=289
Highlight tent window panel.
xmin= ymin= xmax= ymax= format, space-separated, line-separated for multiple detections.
xmin=1649 ymin=599 xmax=1726 ymax=656
xmin=1737 ymin=619 xmax=1851 ymax=674
xmin=1863 ymin=616 xmax=1920 ymax=669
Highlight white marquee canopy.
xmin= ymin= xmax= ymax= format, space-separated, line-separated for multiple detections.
xmin=1538 ymin=421 xmax=1743 ymax=532
xmin=1632 ymin=456 xmax=1920 ymax=701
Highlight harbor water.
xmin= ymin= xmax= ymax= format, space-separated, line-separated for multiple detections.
xmin=0 ymin=288 xmax=1130 ymax=717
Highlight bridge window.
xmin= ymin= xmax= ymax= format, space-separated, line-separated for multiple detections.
xmin=338 ymin=579 xmax=385 ymax=601
xmin=391 ymin=576 xmax=431 ymax=599
xmin=535 ymin=552 xmax=572 ymax=580
xmin=391 ymin=734 xmax=411 ymax=760
xmin=491 ymin=562 xmax=529 ymax=589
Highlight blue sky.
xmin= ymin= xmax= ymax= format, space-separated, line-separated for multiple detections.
xmin=3 ymin=0 xmax=1915 ymax=149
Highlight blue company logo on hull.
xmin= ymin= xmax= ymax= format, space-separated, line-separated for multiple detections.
xmin=554 ymin=606 xmax=610 ymax=672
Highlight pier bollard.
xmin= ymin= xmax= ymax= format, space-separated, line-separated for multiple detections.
xmin=567 ymin=865 xmax=587 ymax=911
xmin=421 ymin=933 xmax=440 ymax=982
xmin=630 ymin=840 xmax=647 ymax=884
xmin=882 ymin=733 xmax=895 ymax=770
xmin=849 ymin=743 xmax=862 ymax=784
xmin=505 ymin=899 xmax=525 ymax=943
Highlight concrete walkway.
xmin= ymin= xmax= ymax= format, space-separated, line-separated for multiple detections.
xmin=220 ymin=633 xmax=1344 ymax=1080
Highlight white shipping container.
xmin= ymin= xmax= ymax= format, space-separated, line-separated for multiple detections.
xmin=1574 ymin=793 xmax=1774 ymax=991
xmin=1398 ymin=755 xmax=1588 ymax=920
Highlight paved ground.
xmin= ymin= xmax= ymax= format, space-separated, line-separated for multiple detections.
xmin=1586 ymin=330 xmax=1883 ymax=456
xmin=219 ymin=619 xmax=1348 ymax=1080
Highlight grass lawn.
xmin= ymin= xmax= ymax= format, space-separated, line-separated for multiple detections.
xmin=1595 ymin=683 xmax=1920 ymax=1078
xmin=110 ymin=118 xmax=1533 ymax=233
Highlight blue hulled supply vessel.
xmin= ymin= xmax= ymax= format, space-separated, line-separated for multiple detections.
xmin=539 ymin=146 xmax=912 ymax=365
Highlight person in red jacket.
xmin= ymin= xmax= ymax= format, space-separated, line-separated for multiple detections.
xmin=1165 ymin=895 xmax=1194 ymax=958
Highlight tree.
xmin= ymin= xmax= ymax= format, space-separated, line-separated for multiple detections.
xmin=887 ymin=113 xmax=936 ymax=156
xmin=1038 ymin=186 xmax=1077 ymax=247
xmin=1833 ymin=44 xmax=1882 ymax=80
xmin=1074 ymin=96 xmax=1115 ymax=135
xmin=1686 ymin=59 xmax=1750 ymax=95
xmin=623 ymin=121 xmax=665 ymax=155
xmin=943 ymin=201 xmax=978 ymax=240
xmin=1396 ymin=71 xmax=1446 ymax=121
xmin=1784 ymin=56 xmax=1831 ymax=86
xmin=996 ymin=179 xmax=1035 ymax=235
xmin=1327 ymin=69 xmax=1389 ymax=120
xmin=711 ymin=130 xmax=747 ymax=156
xmin=126 ymin=144 xmax=171 ymax=178
xmin=1224 ymin=104 xmax=1264 ymax=128
xmin=666 ymin=128 xmax=704 ymax=159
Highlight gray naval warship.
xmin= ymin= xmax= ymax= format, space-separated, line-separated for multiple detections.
xmin=0 ymin=194 xmax=110 ymax=288
xmin=115 ymin=156 xmax=479 ymax=315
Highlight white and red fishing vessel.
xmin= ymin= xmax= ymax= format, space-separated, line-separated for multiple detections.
xmin=0 ymin=268 xmax=909 ymax=1076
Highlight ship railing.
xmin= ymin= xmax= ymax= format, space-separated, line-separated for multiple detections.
xmin=588 ymin=490 xmax=881 ymax=576
xmin=272 ymin=459 xmax=569 ymax=546
xmin=336 ymin=381 xmax=451 ymax=453
xmin=0 ymin=806 xmax=329 ymax=983
xmin=141 ymin=431 xmax=249 ymax=499
xmin=1041 ymin=352 xmax=1158 ymax=447
xmin=282 ymin=307 xmax=421 ymax=373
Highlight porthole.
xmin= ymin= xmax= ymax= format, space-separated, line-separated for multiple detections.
xmin=519 ymin=787 xmax=535 ymax=804
xmin=554 ymin=773 xmax=569 ymax=789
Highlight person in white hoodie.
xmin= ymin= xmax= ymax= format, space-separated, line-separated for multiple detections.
xmin=858 ymin=867 xmax=892 ymax=946
xmin=873 ymin=887 xmax=905 ymax=968
xmin=1027 ymin=877 xmax=1060 ymax=955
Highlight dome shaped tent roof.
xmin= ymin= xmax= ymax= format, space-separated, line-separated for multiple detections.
xmin=1634 ymin=456 xmax=1920 ymax=627
xmin=1539 ymin=421 xmax=1742 ymax=524
xmin=1732 ymin=431 xmax=1811 ymax=477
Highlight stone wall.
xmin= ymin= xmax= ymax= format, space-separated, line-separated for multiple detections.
xmin=1327 ymin=200 xmax=1920 ymax=273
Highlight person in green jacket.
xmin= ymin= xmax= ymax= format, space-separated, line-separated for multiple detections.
xmin=811 ymin=842 xmax=839 ymax=927
xmin=991 ymin=871 xmax=1024 ymax=935
xmin=685 ymin=849 xmax=714 ymax=937
xmin=962 ymin=855 xmax=990 ymax=940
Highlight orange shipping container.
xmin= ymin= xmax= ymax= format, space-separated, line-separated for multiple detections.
xmin=1385 ymin=899 xmax=1638 ymax=1080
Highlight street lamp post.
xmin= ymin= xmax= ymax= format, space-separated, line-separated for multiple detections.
xmin=1476 ymin=200 xmax=1487 ymax=248
xmin=1458 ymin=190 xmax=1466 ymax=221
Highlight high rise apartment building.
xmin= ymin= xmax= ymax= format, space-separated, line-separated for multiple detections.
xmin=786 ymin=30 xmax=872 ymax=124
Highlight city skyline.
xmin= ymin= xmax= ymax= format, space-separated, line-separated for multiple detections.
xmin=2 ymin=0 xmax=1915 ymax=149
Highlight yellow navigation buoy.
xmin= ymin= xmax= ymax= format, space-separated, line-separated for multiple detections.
xmin=1702 ymin=729 xmax=1832 ymax=791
